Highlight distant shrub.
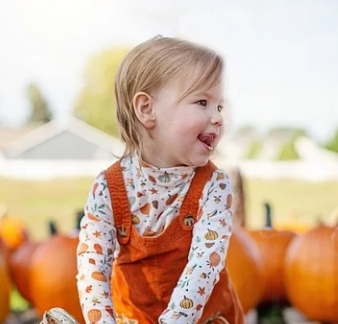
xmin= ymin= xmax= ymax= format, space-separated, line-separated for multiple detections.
xmin=246 ymin=140 xmax=262 ymax=159
xmin=277 ymin=135 xmax=300 ymax=160
xmin=324 ymin=128 xmax=338 ymax=153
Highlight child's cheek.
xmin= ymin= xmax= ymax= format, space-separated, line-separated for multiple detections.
xmin=219 ymin=126 xmax=225 ymax=140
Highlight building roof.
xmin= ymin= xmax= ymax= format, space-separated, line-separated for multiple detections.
xmin=3 ymin=117 xmax=124 ymax=158
xmin=0 ymin=125 xmax=39 ymax=150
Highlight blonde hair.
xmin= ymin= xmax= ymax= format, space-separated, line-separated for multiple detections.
xmin=114 ymin=36 xmax=224 ymax=157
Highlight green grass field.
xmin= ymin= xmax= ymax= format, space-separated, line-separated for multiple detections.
xmin=0 ymin=177 xmax=93 ymax=240
xmin=1 ymin=175 xmax=338 ymax=313
xmin=1 ymin=176 xmax=337 ymax=240
xmin=244 ymin=178 xmax=338 ymax=229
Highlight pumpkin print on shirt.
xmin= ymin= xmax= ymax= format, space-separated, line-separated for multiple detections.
xmin=76 ymin=153 xmax=234 ymax=324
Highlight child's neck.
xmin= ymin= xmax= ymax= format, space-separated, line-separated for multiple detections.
xmin=139 ymin=148 xmax=186 ymax=169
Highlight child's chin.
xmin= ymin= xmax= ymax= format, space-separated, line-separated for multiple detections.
xmin=192 ymin=157 xmax=210 ymax=167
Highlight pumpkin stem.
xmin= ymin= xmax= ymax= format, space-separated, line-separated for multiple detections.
xmin=48 ymin=220 xmax=58 ymax=235
xmin=257 ymin=302 xmax=286 ymax=324
xmin=264 ymin=202 xmax=272 ymax=228
xmin=76 ymin=210 xmax=84 ymax=230
xmin=316 ymin=216 xmax=324 ymax=226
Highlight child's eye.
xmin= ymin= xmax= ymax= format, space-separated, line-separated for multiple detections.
xmin=217 ymin=105 xmax=223 ymax=113
xmin=197 ymin=100 xmax=207 ymax=106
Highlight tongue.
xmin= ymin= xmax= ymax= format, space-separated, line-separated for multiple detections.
xmin=198 ymin=134 xmax=213 ymax=146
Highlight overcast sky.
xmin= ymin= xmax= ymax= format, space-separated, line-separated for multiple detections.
xmin=0 ymin=0 xmax=337 ymax=141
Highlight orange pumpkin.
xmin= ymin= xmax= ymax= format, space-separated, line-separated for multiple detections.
xmin=87 ymin=309 xmax=102 ymax=324
xmin=248 ymin=203 xmax=296 ymax=302
xmin=205 ymin=229 xmax=219 ymax=240
xmin=0 ymin=214 xmax=28 ymax=251
xmin=30 ymin=234 xmax=84 ymax=324
xmin=9 ymin=220 xmax=59 ymax=303
xmin=9 ymin=240 xmax=40 ymax=303
xmin=179 ymin=296 xmax=194 ymax=309
xmin=166 ymin=193 xmax=178 ymax=205
xmin=0 ymin=236 xmax=10 ymax=264
xmin=0 ymin=252 xmax=10 ymax=324
xmin=227 ymin=228 xmax=264 ymax=313
xmin=208 ymin=252 xmax=221 ymax=267
xmin=131 ymin=214 xmax=140 ymax=225
xmin=140 ymin=203 xmax=151 ymax=215
xmin=284 ymin=224 xmax=338 ymax=322
xmin=274 ymin=211 xmax=313 ymax=234
xmin=91 ymin=271 xmax=107 ymax=282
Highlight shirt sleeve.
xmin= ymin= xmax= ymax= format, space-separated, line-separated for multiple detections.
xmin=76 ymin=171 xmax=117 ymax=324
xmin=158 ymin=170 xmax=233 ymax=324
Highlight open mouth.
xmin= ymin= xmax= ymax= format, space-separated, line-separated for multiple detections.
xmin=198 ymin=133 xmax=216 ymax=151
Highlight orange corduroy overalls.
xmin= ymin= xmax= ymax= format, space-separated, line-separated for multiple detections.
xmin=105 ymin=161 xmax=245 ymax=324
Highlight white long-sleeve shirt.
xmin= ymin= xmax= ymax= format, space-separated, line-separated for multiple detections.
xmin=76 ymin=154 xmax=233 ymax=324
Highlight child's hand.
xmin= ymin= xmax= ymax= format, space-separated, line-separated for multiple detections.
xmin=40 ymin=308 xmax=79 ymax=324
xmin=201 ymin=315 xmax=229 ymax=324
xmin=209 ymin=318 xmax=229 ymax=324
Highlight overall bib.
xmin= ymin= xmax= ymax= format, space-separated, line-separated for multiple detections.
xmin=105 ymin=161 xmax=245 ymax=324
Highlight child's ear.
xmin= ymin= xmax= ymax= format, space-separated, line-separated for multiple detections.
xmin=133 ymin=92 xmax=156 ymax=129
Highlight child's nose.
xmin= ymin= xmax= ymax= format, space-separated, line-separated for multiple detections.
xmin=210 ymin=110 xmax=224 ymax=126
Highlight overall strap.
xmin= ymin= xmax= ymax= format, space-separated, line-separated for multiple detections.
xmin=105 ymin=160 xmax=218 ymax=242
xmin=105 ymin=161 xmax=131 ymax=245
xmin=179 ymin=160 xmax=217 ymax=230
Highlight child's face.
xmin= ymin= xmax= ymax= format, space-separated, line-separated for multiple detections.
xmin=145 ymin=80 xmax=225 ymax=167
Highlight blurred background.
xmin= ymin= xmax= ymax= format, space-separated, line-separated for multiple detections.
xmin=0 ymin=1 xmax=338 ymax=324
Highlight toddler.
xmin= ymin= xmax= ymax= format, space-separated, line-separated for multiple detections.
xmin=76 ymin=36 xmax=244 ymax=324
